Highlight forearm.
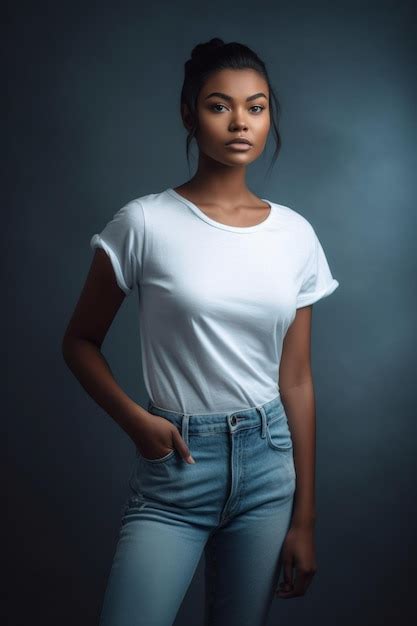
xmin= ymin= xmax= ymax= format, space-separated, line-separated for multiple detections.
xmin=280 ymin=379 xmax=316 ymax=528
xmin=62 ymin=337 xmax=147 ymax=442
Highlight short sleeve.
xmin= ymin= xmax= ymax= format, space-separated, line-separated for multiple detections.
xmin=90 ymin=199 xmax=145 ymax=295
xmin=296 ymin=224 xmax=339 ymax=308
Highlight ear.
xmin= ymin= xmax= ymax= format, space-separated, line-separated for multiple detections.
xmin=181 ymin=102 xmax=194 ymax=132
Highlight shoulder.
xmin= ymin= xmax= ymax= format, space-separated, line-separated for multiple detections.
xmin=269 ymin=200 xmax=316 ymax=241
xmin=108 ymin=191 xmax=165 ymax=229
xmin=126 ymin=189 xmax=173 ymax=220
xmin=108 ymin=197 xmax=143 ymax=228
xmin=132 ymin=190 xmax=170 ymax=209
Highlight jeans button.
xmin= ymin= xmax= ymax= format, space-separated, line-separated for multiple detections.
xmin=231 ymin=415 xmax=237 ymax=425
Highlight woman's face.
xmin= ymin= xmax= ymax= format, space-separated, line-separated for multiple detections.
xmin=187 ymin=68 xmax=271 ymax=167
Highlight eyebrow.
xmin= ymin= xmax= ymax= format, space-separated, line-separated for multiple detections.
xmin=204 ymin=91 xmax=268 ymax=102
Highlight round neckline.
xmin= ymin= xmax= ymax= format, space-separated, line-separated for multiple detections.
xmin=166 ymin=187 xmax=274 ymax=233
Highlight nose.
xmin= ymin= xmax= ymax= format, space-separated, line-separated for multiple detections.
xmin=229 ymin=117 xmax=248 ymax=131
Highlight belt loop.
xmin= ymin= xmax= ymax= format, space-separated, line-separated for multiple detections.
xmin=257 ymin=405 xmax=267 ymax=439
xmin=181 ymin=413 xmax=190 ymax=447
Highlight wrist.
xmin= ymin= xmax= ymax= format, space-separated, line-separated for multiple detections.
xmin=291 ymin=514 xmax=316 ymax=530
xmin=112 ymin=401 xmax=150 ymax=440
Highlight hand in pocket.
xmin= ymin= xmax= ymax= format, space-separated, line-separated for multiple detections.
xmin=132 ymin=411 xmax=196 ymax=464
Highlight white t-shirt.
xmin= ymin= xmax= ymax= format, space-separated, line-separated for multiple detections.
xmin=90 ymin=187 xmax=339 ymax=414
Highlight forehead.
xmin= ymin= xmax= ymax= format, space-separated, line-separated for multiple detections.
xmin=200 ymin=68 xmax=269 ymax=99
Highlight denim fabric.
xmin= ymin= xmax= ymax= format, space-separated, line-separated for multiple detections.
xmin=99 ymin=394 xmax=296 ymax=626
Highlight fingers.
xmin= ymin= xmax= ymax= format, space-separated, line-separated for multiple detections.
xmin=276 ymin=564 xmax=317 ymax=598
xmin=172 ymin=429 xmax=196 ymax=464
xmin=276 ymin=559 xmax=294 ymax=597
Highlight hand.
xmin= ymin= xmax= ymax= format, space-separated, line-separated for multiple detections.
xmin=132 ymin=410 xmax=196 ymax=464
xmin=275 ymin=525 xmax=317 ymax=598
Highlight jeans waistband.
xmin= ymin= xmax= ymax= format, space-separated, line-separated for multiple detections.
xmin=146 ymin=394 xmax=285 ymax=440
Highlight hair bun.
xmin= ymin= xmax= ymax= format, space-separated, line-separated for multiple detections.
xmin=190 ymin=38 xmax=225 ymax=62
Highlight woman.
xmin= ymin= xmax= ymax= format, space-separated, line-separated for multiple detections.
xmin=62 ymin=38 xmax=339 ymax=626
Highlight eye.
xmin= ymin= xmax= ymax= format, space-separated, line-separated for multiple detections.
xmin=209 ymin=103 xmax=266 ymax=114
xmin=210 ymin=104 xmax=228 ymax=112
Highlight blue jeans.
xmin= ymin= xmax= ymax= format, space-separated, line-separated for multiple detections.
xmin=99 ymin=394 xmax=296 ymax=626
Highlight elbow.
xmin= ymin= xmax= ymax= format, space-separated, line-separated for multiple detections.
xmin=61 ymin=334 xmax=102 ymax=362
xmin=279 ymin=372 xmax=314 ymax=398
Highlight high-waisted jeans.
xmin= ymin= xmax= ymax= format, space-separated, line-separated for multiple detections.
xmin=98 ymin=394 xmax=296 ymax=626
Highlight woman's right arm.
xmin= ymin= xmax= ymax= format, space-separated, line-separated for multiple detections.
xmin=61 ymin=248 xmax=151 ymax=445
xmin=62 ymin=248 xmax=195 ymax=463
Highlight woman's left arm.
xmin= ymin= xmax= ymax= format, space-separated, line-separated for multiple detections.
xmin=276 ymin=304 xmax=318 ymax=598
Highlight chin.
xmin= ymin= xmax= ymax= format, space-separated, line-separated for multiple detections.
xmin=224 ymin=153 xmax=257 ymax=164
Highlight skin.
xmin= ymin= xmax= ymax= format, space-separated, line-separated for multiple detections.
xmin=175 ymin=68 xmax=272 ymax=225
xmin=62 ymin=67 xmax=317 ymax=602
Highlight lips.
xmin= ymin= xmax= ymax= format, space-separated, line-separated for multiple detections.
xmin=225 ymin=138 xmax=252 ymax=145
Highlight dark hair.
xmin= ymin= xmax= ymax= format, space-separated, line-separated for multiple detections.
xmin=180 ymin=37 xmax=282 ymax=179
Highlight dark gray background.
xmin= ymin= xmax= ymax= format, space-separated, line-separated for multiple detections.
xmin=5 ymin=0 xmax=416 ymax=624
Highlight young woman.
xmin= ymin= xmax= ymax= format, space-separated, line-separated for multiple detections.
xmin=62 ymin=38 xmax=339 ymax=626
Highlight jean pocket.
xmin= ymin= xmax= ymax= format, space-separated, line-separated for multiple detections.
xmin=265 ymin=410 xmax=293 ymax=451
xmin=136 ymin=446 xmax=177 ymax=464
xmin=138 ymin=407 xmax=182 ymax=463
